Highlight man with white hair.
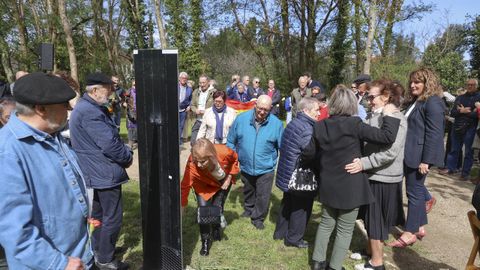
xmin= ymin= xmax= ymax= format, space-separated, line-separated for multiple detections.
xmin=178 ymin=71 xmax=192 ymax=143
xmin=291 ymin=76 xmax=312 ymax=117
xmin=227 ymin=95 xmax=283 ymax=230
xmin=70 ymin=72 xmax=133 ymax=270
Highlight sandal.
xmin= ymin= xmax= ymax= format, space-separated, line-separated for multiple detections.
xmin=386 ymin=234 xmax=417 ymax=248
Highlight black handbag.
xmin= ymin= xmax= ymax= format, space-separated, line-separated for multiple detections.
xmin=197 ymin=206 xmax=222 ymax=225
xmin=288 ymin=157 xmax=318 ymax=191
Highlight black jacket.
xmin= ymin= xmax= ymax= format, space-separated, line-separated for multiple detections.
xmin=302 ymin=115 xmax=400 ymax=209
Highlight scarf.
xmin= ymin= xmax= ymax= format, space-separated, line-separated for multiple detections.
xmin=213 ymin=104 xmax=226 ymax=142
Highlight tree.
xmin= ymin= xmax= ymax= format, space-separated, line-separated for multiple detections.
xmin=58 ymin=0 xmax=78 ymax=83
xmin=122 ymin=0 xmax=150 ymax=51
xmin=363 ymin=0 xmax=378 ymax=75
xmin=153 ymin=0 xmax=168 ymax=48
xmin=327 ymin=0 xmax=350 ymax=89
xmin=469 ymin=15 xmax=480 ymax=80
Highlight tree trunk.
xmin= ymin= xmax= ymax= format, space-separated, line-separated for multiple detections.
xmin=153 ymin=0 xmax=168 ymax=49
xmin=327 ymin=0 xmax=349 ymax=89
xmin=47 ymin=0 xmax=58 ymax=72
xmin=354 ymin=0 xmax=363 ymax=74
xmin=12 ymin=0 xmax=29 ymax=70
xmin=29 ymin=0 xmax=43 ymax=38
xmin=305 ymin=0 xmax=316 ymax=72
xmin=299 ymin=0 xmax=306 ymax=72
xmin=383 ymin=0 xmax=403 ymax=56
xmin=260 ymin=0 xmax=280 ymax=77
xmin=363 ymin=0 xmax=378 ymax=75
xmin=280 ymin=0 xmax=293 ymax=81
xmin=58 ymin=0 xmax=78 ymax=83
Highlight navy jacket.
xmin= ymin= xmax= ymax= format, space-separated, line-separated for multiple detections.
xmin=179 ymin=84 xmax=192 ymax=111
xmin=70 ymin=94 xmax=133 ymax=188
xmin=276 ymin=112 xmax=316 ymax=192
xmin=450 ymin=92 xmax=480 ymax=128
xmin=404 ymin=95 xmax=446 ymax=169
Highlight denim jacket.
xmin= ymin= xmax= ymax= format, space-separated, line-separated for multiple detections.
xmin=0 ymin=113 xmax=92 ymax=269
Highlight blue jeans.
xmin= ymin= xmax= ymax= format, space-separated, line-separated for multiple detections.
xmin=447 ymin=126 xmax=476 ymax=177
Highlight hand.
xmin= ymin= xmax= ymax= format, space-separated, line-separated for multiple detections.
xmin=186 ymin=106 xmax=191 ymax=112
xmin=65 ymin=257 xmax=84 ymax=270
xmin=475 ymin=102 xmax=480 ymax=109
xmin=383 ymin=103 xmax=399 ymax=114
xmin=418 ymin=163 xmax=429 ymax=175
xmin=345 ymin=158 xmax=363 ymax=174
xmin=458 ymin=104 xmax=472 ymax=113
xmin=221 ymin=176 xmax=231 ymax=190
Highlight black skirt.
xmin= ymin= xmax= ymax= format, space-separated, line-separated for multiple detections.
xmin=360 ymin=180 xmax=405 ymax=241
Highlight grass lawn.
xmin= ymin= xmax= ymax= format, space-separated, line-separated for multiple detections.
xmin=118 ymin=181 xmax=374 ymax=270
xmin=116 ymin=117 xmax=387 ymax=269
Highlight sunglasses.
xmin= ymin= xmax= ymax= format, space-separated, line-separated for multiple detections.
xmin=366 ymin=94 xmax=380 ymax=101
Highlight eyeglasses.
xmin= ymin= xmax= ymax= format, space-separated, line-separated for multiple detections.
xmin=467 ymin=84 xmax=477 ymax=87
xmin=256 ymin=106 xmax=271 ymax=113
xmin=366 ymin=94 xmax=380 ymax=101
xmin=254 ymin=81 xmax=260 ymax=83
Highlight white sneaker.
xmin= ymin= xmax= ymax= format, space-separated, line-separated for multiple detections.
xmin=350 ymin=252 xmax=363 ymax=260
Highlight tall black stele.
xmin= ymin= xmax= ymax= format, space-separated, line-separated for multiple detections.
xmin=134 ymin=49 xmax=182 ymax=269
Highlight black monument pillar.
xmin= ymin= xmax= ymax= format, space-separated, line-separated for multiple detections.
xmin=134 ymin=49 xmax=182 ymax=269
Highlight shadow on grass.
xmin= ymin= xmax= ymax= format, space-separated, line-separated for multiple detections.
xmin=121 ymin=188 xmax=143 ymax=269
xmin=182 ymin=205 xmax=200 ymax=267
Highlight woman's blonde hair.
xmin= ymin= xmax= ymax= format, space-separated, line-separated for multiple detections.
xmin=191 ymin=138 xmax=218 ymax=165
xmin=405 ymin=68 xmax=443 ymax=103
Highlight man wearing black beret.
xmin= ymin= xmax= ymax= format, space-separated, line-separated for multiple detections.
xmin=70 ymin=72 xmax=132 ymax=270
xmin=353 ymin=74 xmax=372 ymax=112
xmin=0 ymin=72 xmax=92 ymax=269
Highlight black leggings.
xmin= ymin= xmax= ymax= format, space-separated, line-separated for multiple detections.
xmin=195 ymin=185 xmax=231 ymax=237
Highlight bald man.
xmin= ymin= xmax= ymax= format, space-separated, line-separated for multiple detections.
xmin=227 ymin=95 xmax=284 ymax=230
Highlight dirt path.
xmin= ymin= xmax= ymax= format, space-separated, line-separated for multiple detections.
xmin=380 ymin=170 xmax=476 ymax=270
xmin=127 ymin=146 xmax=478 ymax=270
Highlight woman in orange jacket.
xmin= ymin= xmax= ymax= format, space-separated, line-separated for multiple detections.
xmin=181 ymin=138 xmax=240 ymax=256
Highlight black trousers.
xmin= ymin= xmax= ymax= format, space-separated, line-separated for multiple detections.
xmin=241 ymin=172 xmax=274 ymax=225
xmin=92 ymin=186 xmax=123 ymax=263
xmin=196 ymin=186 xmax=230 ymax=238
xmin=274 ymin=192 xmax=314 ymax=244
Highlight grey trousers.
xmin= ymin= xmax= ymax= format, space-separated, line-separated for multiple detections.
xmin=240 ymin=172 xmax=274 ymax=225
xmin=312 ymin=205 xmax=359 ymax=270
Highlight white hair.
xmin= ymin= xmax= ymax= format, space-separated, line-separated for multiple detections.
xmin=179 ymin=72 xmax=189 ymax=79
xmin=15 ymin=102 xmax=35 ymax=116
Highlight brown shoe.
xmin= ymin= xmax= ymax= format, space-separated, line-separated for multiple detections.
xmin=438 ymin=168 xmax=453 ymax=176
xmin=471 ymin=178 xmax=480 ymax=185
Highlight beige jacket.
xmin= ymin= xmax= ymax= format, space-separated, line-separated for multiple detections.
xmin=197 ymin=107 xmax=237 ymax=144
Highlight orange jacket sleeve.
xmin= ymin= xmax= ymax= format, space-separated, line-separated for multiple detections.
xmin=181 ymin=158 xmax=194 ymax=207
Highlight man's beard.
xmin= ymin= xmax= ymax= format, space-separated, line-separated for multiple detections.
xmin=46 ymin=115 xmax=68 ymax=133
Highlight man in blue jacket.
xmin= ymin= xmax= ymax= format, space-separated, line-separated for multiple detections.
xmin=178 ymin=71 xmax=192 ymax=143
xmin=70 ymin=72 xmax=133 ymax=270
xmin=227 ymin=95 xmax=283 ymax=230
xmin=0 ymin=72 xmax=92 ymax=269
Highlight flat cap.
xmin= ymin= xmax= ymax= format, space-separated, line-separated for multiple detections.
xmin=86 ymin=72 xmax=113 ymax=86
xmin=353 ymin=74 xmax=372 ymax=85
xmin=13 ymin=72 xmax=76 ymax=105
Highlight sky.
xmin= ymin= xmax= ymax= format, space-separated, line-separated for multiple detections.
xmin=397 ymin=0 xmax=480 ymax=52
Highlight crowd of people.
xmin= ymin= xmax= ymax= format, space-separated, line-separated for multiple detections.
xmin=180 ymin=68 xmax=480 ymax=270
xmin=0 ymin=66 xmax=478 ymax=270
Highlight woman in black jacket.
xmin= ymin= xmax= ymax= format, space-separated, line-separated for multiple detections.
xmin=303 ymin=85 xmax=401 ymax=270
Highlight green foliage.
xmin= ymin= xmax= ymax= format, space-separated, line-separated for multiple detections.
xmin=327 ymin=0 xmax=350 ymax=90
xmin=423 ymin=44 xmax=468 ymax=92
xmin=469 ymin=16 xmax=480 ymax=81
xmin=122 ymin=0 xmax=150 ymax=51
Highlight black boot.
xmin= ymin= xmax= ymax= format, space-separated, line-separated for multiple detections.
xmin=199 ymin=234 xmax=212 ymax=256
xmin=212 ymin=225 xmax=222 ymax=241
xmin=312 ymin=260 xmax=326 ymax=270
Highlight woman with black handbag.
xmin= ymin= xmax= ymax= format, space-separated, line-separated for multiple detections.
xmin=303 ymin=86 xmax=401 ymax=270
xmin=181 ymin=138 xmax=240 ymax=256
xmin=273 ymin=97 xmax=320 ymax=248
